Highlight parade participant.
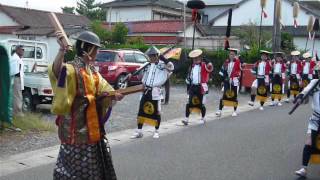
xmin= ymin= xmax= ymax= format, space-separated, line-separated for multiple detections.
xmin=182 ymin=49 xmax=213 ymax=125
xmin=285 ymin=50 xmax=302 ymax=102
xmin=11 ymin=45 xmax=25 ymax=117
xmin=216 ymin=48 xmax=241 ymax=117
xmin=131 ymin=46 xmax=174 ymax=139
xmin=301 ymin=52 xmax=316 ymax=89
xmin=248 ymin=50 xmax=272 ymax=110
xmin=49 ymin=31 xmax=124 ymax=180
xmin=294 ymin=77 xmax=320 ymax=178
xmin=270 ymin=52 xmax=286 ymax=106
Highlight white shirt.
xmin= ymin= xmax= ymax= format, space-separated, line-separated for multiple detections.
xmin=142 ymin=63 xmax=167 ymax=87
xmin=258 ymin=61 xmax=266 ymax=76
xmin=291 ymin=63 xmax=297 ymax=74
xmin=303 ymin=62 xmax=310 ymax=75
xmin=227 ymin=61 xmax=234 ymax=77
xmin=191 ymin=64 xmax=201 ymax=85
xmin=274 ymin=63 xmax=282 ymax=74
xmin=10 ymin=53 xmax=24 ymax=90
xmin=142 ymin=61 xmax=173 ymax=100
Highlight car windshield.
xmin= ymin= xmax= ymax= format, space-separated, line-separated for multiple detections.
xmin=96 ymin=51 xmax=116 ymax=62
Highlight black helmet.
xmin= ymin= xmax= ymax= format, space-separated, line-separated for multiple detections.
xmin=76 ymin=31 xmax=101 ymax=47
xmin=145 ymin=46 xmax=160 ymax=56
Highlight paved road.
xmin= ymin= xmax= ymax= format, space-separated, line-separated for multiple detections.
xmin=2 ymin=102 xmax=318 ymax=180
xmin=39 ymin=85 xmax=249 ymax=133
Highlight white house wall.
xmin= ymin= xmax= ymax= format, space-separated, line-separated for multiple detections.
xmin=0 ymin=34 xmax=16 ymax=40
xmin=181 ymin=25 xmax=202 ymax=38
xmin=213 ymin=0 xmax=317 ymax=26
xmin=0 ymin=11 xmax=19 ymax=26
xmin=294 ymin=37 xmax=320 ymax=53
xmin=107 ymin=7 xmax=152 ymax=22
xmin=202 ymin=5 xmax=231 ymax=24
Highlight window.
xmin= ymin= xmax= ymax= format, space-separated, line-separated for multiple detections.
xmin=95 ymin=51 xmax=116 ymax=62
xmin=36 ymin=47 xmax=43 ymax=59
xmin=202 ymin=15 xmax=208 ymax=25
xmin=124 ymin=53 xmax=136 ymax=62
xmin=11 ymin=45 xmax=35 ymax=58
xmin=134 ymin=53 xmax=148 ymax=63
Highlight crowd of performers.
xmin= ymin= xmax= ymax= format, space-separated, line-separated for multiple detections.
xmin=46 ymin=29 xmax=320 ymax=179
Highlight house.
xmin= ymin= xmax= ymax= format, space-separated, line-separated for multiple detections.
xmin=101 ymin=0 xmax=191 ymax=23
xmin=201 ymin=0 xmax=320 ymax=51
xmin=200 ymin=0 xmax=242 ymax=25
xmin=102 ymin=20 xmax=240 ymax=49
xmin=103 ymin=20 xmax=202 ymax=44
xmin=0 ymin=4 xmax=90 ymax=62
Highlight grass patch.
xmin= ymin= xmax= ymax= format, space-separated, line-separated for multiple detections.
xmin=1 ymin=113 xmax=56 ymax=133
xmin=14 ymin=113 xmax=56 ymax=132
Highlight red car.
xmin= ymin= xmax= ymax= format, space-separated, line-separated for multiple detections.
xmin=94 ymin=49 xmax=149 ymax=89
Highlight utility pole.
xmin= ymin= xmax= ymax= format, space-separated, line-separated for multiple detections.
xmin=272 ymin=0 xmax=281 ymax=52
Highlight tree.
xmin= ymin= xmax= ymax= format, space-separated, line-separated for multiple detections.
xmin=111 ymin=23 xmax=129 ymax=44
xmin=61 ymin=6 xmax=75 ymax=14
xmin=234 ymin=21 xmax=272 ymax=49
xmin=281 ymin=32 xmax=296 ymax=53
xmin=91 ymin=20 xmax=111 ymax=45
xmin=76 ymin=0 xmax=106 ymax=21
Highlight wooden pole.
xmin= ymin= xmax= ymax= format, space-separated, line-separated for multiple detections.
xmin=48 ymin=12 xmax=72 ymax=50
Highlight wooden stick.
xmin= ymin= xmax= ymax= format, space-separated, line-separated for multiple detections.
xmin=48 ymin=12 xmax=72 ymax=50
xmin=99 ymin=85 xmax=144 ymax=98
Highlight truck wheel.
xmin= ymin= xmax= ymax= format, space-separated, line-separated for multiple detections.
xmin=22 ymin=90 xmax=36 ymax=112
xmin=115 ymin=75 xmax=128 ymax=89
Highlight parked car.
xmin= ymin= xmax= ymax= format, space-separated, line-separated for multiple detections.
xmin=94 ymin=49 xmax=149 ymax=89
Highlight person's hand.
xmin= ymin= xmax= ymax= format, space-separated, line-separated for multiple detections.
xmin=114 ymin=92 xmax=124 ymax=101
xmin=293 ymin=93 xmax=304 ymax=104
xmin=166 ymin=62 xmax=174 ymax=71
xmin=206 ymin=63 xmax=213 ymax=72
xmin=127 ymin=73 xmax=132 ymax=80
xmin=55 ymin=31 xmax=66 ymax=50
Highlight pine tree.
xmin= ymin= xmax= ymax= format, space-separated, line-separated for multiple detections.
xmin=76 ymin=0 xmax=106 ymax=21
xmin=61 ymin=6 xmax=75 ymax=14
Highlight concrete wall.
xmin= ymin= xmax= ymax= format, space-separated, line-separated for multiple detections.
xmin=0 ymin=34 xmax=16 ymax=40
xmin=178 ymin=25 xmax=202 ymax=38
xmin=181 ymin=36 xmax=240 ymax=50
xmin=213 ymin=0 xmax=317 ymax=26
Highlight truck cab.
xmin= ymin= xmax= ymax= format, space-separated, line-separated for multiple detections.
xmin=0 ymin=39 xmax=53 ymax=112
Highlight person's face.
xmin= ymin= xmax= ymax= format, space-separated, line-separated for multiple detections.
xmin=261 ymin=54 xmax=268 ymax=61
xmin=229 ymin=51 xmax=236 ymax=60
xmin=16 ymin=47 xmax=24 ymax=57
xmin=275 ymin=56 xmax=282 ymax=62
xmin=193 ymin=56 xmax=202 ymax=64
xmin=90 ymin=46 xmax=99 ymax=61
xmin=292 ymin=55 xmax=299 ymax=61
xmin=148 ymin=54 xmax=159 ymax=63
